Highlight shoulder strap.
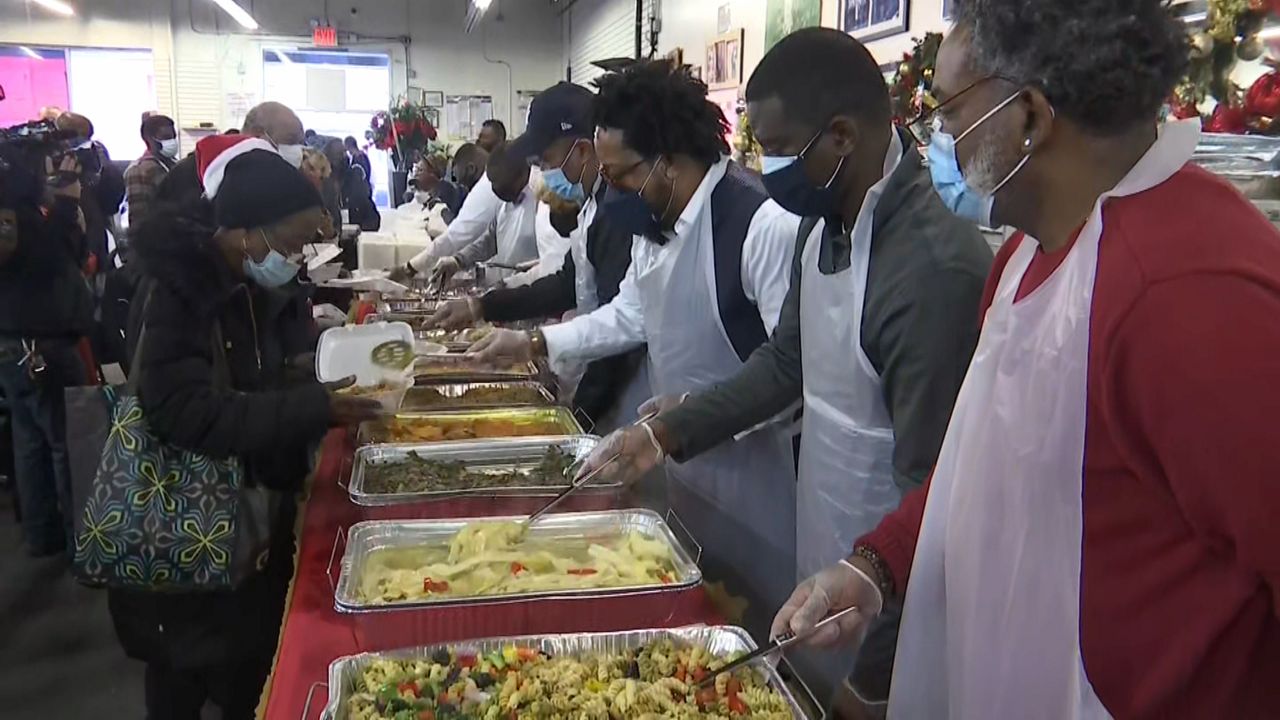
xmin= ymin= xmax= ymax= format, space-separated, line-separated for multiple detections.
xmin=710 ymin=161 xmax=770 ymax=362
xmin=124 ymin=286 xmax=157 ymax=393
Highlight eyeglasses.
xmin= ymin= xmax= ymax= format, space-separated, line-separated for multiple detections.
xmin=600 ymin=157 xmax=650 ymax=187
xmin=903 ymin=75 xmax=1019 ymax=147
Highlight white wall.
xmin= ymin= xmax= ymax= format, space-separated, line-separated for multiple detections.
xmin=0 ymin=0 xmax=563 ymax=141
xmin=654 ymin=0 xmax=947 ymax=88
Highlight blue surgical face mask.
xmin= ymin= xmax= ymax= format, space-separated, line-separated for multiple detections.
xmin=927 ymin=90 xmax=1028 ymax=227
xmin=243 ymin=229 xmax=301 ymax=288
xmin=602 ymin=159 xmax=670 ymax=239
xmin=760 ymin=128 xmax=846 ymax=218
xmin=542 ymin=139 xmax=588 ymax=204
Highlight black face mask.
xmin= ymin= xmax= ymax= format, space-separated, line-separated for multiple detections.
xmin=760 ymin=127 xmax=846 ymax=219
xmin=600 ymin=159 xmax=672 ymax=241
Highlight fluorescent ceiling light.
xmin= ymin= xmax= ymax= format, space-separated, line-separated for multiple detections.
xmin=19 ymin=46 xmax=43 ymax=60
xmin=210 ymin=0 xmax=259 ymax=30
xmin=474 ymin=0 xmax=492 ymax=10
xmin=1259 ymin=25 xmax=1280 ymax=40
xmin=31 ymin=0 xmax=75 ymax=16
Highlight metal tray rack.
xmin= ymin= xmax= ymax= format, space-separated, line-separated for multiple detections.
xmin=348 ymin=435 xmax=611 ymax=506
xmin=313 ymin=625 xmax=810 ymax=719
xmin=357 ymin=406 xmax=581 ymax=446
xmin=401 ymin=381 xmax=555 ymax=411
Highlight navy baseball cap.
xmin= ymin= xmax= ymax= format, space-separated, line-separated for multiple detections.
xmin=509 ymin=82 xmax=595 ymax=161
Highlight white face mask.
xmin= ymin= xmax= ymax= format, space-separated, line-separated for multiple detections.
xmin=277 ymin=144 xmax=305 ymax=169
xmin=158 ymin=138 xmax=179 ymax=159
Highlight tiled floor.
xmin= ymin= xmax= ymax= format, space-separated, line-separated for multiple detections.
xmin=0 ymin=495 xmax=147 ymax=719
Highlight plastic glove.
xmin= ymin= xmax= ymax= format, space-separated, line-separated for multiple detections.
xmin=432 ymin=256 xmax=461 ymax=286
xmin=636 ymin=393 xmax=688 ymax=419
xmin=387 ymin=263 xmax=414 ymax=284
xmin=426 ymin=298 xmax=480 ymax=331
xmin=770 ymin=558 xmax=884 ymax=648
xmin=574 ymin=421 xmax=666 ymax=486
xmin=468 ymin=328 xmax=533 ymax=366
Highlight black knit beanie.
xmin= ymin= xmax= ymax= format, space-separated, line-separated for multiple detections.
xmin=213 ymin=149 xmax=322 ymax=229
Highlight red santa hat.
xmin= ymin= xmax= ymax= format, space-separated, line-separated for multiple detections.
xmin=195 ymin=134 xmax=279 ymax=199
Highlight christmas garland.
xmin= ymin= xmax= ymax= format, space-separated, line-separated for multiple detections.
xmin=1177 ymin=0 xmax=1280 ymax=133
xmin=890 ymin=32 xmax=943 ymax=125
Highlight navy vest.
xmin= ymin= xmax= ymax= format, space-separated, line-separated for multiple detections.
xmin=709 ymin=161 xmax=771 ymax=363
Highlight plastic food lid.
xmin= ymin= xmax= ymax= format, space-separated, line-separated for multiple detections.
xmin=316 ymin=321 xmax=416 ymax=385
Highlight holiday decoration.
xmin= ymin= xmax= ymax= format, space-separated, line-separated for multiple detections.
xmin=731 ymin=96 xmax=762 ymax=172
xmin=1177 ymin=0 xmax=1279 ymax=133
xmin=889 ymin=32 xmax=943 ymax=126
xmin=369 ymin=98 xmax=440 ymax=171
xmin=1205 ymin=101 xmax=1249 ymax=133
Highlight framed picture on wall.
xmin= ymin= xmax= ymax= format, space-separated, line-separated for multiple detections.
xmin=841 ymin=0 xmax=910 ymax=42
xmin=706 ymin=28 xmax=745 ymax=91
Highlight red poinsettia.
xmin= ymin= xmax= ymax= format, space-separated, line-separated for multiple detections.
xmin=368 ymin=99 xmax=438 ymax=170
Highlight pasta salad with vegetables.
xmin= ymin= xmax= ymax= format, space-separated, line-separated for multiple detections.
xmin=347 ymin=638 xmax=793 ymax=719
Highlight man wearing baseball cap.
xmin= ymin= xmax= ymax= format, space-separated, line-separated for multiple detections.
xmin=429 ymin=82 xmax=651 ymax=432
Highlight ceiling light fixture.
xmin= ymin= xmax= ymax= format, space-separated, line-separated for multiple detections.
xmin=31 ymin=0 xmax=75 ymax=16
xmin=210 ymin=0 xmax=259 ymax=30
xmin=474 ymin=0 xmax=493 ymax=10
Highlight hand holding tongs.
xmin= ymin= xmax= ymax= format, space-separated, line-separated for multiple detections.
xmin=691 ymin=605 xmax=864 ymax=688
xmin=520 ymin=408 xmax=662 ymax=530
xmin=519 ymin=451 xmax=620 ymax=529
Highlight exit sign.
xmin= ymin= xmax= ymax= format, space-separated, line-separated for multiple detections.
xmin=313 ymin=25 xmax=338 ymax=47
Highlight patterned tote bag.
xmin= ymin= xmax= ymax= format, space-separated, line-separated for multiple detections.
xmin=72 ymin=320 xmax=272 ymax=591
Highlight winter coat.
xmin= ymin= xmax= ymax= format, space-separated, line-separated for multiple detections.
xmin=108 ymin=198 xmax=330 ymax=669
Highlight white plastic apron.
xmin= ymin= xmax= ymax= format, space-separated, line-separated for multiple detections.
xmin=560 ymin=189 xmax=652 ymax=435
xmin=570 ymin=191 xmax=600 ymax=313
xmin=796 ymin=217 xmax=899 ymax=581
xmin=889 ymin=120 xmax=1199 ymax=720
xmin=635 ymin=203 xmax=797 ymax=640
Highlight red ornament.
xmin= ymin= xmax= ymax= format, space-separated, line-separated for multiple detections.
xmin=1204 ymin=103 xmax=1248 ymax=134
xmin=1171 ymin=99 xmax=1200 ymax=120
xmin=1246 ymin=71 xmax=1280 ymax=119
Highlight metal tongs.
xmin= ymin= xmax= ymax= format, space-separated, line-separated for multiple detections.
xmin=691 ymin=605 xmax=864 ymax=688
xmin=520 ymin=408 xmax=661 ymax=530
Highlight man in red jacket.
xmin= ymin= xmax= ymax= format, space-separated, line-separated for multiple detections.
xmin=772 ymin=1 xmax=1280 ymax=718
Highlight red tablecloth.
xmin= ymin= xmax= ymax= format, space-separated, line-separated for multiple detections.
xmin=260 ymin=431 xmax=723 ymax=720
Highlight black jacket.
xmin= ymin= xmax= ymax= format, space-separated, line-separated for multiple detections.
xmin=479 ymin=188 xmax=645 ymax=423
xmin=339 ymin=165 xmax=380 ymax=231
xmin=125 ymin=202 xmax=331 ymax=485
xmin=109 ymin=200 xmax=329 ymax=669
xmin=0 ymin=197 xmax=94 ymax=339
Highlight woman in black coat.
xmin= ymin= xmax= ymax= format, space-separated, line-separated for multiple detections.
xmin=107 ymin=142 xmax=381 ymax=720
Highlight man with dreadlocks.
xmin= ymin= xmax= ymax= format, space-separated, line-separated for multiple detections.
xmin=468 ymin=59 xmax=802 ymax=639
xmin=774 ymin=0 xmax=1280 ymax=717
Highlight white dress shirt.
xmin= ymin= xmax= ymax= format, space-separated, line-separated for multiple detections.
xmin=505 ymin=201 xmax=572 ymax=287
xmin=541 ymin=156 xmax=798 ymax=374
xmin=407 ymin=174 xmax=503 ymax=271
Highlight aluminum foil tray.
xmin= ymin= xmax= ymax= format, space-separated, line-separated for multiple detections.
xmin=401 ymin=381 xmax=554 ymax=411
xmin=333 ymin=509 xmax=701 ymax=611
xmin=357 ymin=406 xmax=581 ymax=446
xmin=319 ymin=625 xmax=806 ymax=719
xmin=348 ymin=435 xmax=611 ymax=505
xmin=412 ymin=357 xmax=540 ymax=384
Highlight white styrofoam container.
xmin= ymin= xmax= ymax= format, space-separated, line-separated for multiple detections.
xmin=316 ymin=321 xmax=416 ymax=386
xmin=395 ymin=235 xmax=433 ymax=266
xmin=356 ymin=232 xmax=399 ymax=271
